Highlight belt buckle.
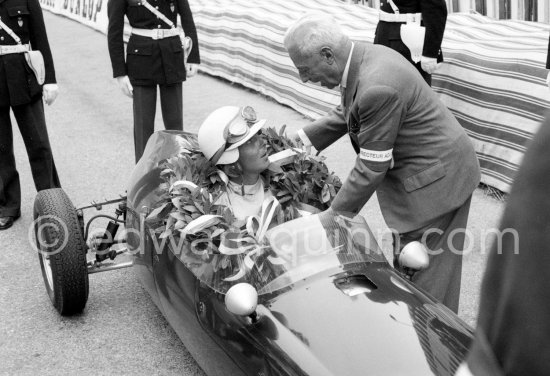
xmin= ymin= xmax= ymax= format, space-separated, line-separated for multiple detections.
xmin=152 ymin=29 xmax=163 ymax=39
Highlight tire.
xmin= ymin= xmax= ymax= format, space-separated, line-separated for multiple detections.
xmin=34 ymin=188 xmax=89 ymax=315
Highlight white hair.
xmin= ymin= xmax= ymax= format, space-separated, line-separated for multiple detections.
xmin=284 ymin=14 xmax=347 ymax=57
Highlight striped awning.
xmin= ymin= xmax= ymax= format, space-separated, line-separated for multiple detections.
xmin=39 ymin=0 xmax=550 ymax=193
xmin=191 ymin=0 xmax=550 ymax=193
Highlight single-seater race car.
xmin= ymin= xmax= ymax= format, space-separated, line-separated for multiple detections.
xmin=33 ymin=130 xmax=472 ymax=376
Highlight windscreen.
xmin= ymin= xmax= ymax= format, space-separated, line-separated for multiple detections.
xmin=171 ymin=210 xmax=388 ymax=295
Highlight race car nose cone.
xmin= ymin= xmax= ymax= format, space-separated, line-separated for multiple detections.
xmin=225 ymin=283 xmax=258 ymax=316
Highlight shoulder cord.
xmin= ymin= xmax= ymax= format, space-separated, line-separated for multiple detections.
xmin=0 ymin=19 xmax=23 ymax=44
xmin=387 ymin=0 xmax=400 ymax=14
xmin=140 ymin=0 xmax=178 ymax=30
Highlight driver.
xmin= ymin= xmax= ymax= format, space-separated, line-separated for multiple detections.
xmin=198 ymin=106 xmax=272 ymax=220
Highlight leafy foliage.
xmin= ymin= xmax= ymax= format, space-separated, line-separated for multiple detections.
xmin=148 ymin=127 xmax=341 ymax=240
xmin=261 ymin=126 xmax=342 ymax=211
xmin=143 ymin=127 xmax=342 ymax=290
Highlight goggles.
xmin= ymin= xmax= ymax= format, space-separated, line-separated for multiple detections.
xmin=210 ymin=106 xmax=260 ymax=165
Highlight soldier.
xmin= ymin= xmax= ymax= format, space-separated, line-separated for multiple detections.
xmin=374 ymin=0 xmax=447 ymax=86
xmin=0 ymin=0 xmax=60 ymax=230
xmin=284 ymin=14 xmax=480 ymax=313
xmin=107 ymin=0 xmax=200 ymax=162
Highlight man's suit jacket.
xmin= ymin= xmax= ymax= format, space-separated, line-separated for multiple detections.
xmin=465 ymin=115 xmax=550 ymax=376
xmin=0 ymin=0 xmax=56 ymax=106
xmin=374 ymin=0 xmax=447 ymax=62
xmin=107 ymin=0 xmax=200 ymax=86
xmin=303 ymin=43 xmax=479 ymax=233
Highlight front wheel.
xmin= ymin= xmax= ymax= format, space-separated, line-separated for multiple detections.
xmin=34 ymin=188 xmax=89 ymax=315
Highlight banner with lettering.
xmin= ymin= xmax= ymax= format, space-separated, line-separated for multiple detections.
xmin=40 ymin=0 xmax=107 ymax=32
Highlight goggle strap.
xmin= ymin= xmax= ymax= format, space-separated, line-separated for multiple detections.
xmin=210 ymin=144 xmax=227 ymax=165
xmin=210 ymin=106 xmax=258 ymax=164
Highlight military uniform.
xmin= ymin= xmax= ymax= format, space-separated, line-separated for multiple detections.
xmin=302 ymin=43 xmax=480 ymax=312
xmin=374 ymin=0 xmax=447 ymax=85
xmin=0 ymin=0 xmax=60 ymax=222
xmin=107 ymin=0 xmax=200 ymax=162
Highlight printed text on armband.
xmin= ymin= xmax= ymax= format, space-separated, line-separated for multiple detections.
xmin=359 ymin=148 xmax=393 ymax=162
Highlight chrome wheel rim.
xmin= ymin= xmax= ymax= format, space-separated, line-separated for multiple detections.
xmin=41 ymin=252 xmax=54 ymax=291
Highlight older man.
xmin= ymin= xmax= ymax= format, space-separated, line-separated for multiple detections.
xmin=284 ymin=15 xmax=480 ymax=313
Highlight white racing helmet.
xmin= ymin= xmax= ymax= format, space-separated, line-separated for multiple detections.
xmin=198 ymin=106 xmax=267 ymax=165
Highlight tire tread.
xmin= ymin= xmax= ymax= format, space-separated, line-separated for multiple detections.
xmin=35 ymin=188 xmax=89 ymax=315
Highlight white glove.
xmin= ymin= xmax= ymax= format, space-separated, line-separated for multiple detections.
xmin=42 ymin=84 xmax=59 ymax=106
xmin=420 ymin=56 xmax=438 ymax=74
xmin=186 ymin=63 xmax=198 ymax=78
xmin=546 ymin=71 xmax=550 ymax=89
xmin=116 ymin=75 xmax=133 ymax=98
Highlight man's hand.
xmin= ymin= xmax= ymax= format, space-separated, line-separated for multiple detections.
xmin=294 ymin=133 xmax=312 ymax=154
xmin=295 ymin=129 xmax=313 ymax=154
xmin=420 ymin=56 xmax=438 ymax=74
xmin=325 ymin=206 xmax=355 ymax=219
xmin=116 ymin=76 xmax=133 ymax=98
xmin=186 ymin=63 xmax=198 ymax=78
xmin=42 ymin=84 xmax=59 ymax=105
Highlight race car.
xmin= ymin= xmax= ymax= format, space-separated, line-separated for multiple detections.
xmin=33 ymin=130 xmax=472 ymax=376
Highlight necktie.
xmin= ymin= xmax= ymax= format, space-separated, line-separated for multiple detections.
xmin=340 ymin=85 xmax=346 ymax=108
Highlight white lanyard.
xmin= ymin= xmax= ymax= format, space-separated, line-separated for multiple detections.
xmin=0 ymin=19 xmax=22 ymax=44
xmin=140 ymin=0 xmax=177 ymax=30
xmin=387 ymin=0 xmax=400 ymax=14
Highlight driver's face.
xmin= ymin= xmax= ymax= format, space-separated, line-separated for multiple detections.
xmin=237 ymin=134 xmax=269 ymax=174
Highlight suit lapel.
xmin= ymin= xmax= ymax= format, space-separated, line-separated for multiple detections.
xmin=343 ymin=42 xmax=366 ymax=120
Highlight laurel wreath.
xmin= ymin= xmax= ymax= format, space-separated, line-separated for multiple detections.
xmin=145 ymin=127 xmax=342 ymax=289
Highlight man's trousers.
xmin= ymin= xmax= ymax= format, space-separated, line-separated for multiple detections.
xmin=0 ymin=96 xmax=61 ymax=217
xmin=132 ymin=83 xmax=183 ymax=163
xmin=394 ymin=196 xmax=473 ymax=313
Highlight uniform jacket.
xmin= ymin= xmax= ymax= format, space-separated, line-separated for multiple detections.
xmin=302 ymin=43 xmax=480 ymax=233
xmin=0 ymin=0 xmax=56 ymax=107
xmin=374 ymin=0 xmax=447 ymax=61
xmin=107 ymin=0 xmax=200 ymax=86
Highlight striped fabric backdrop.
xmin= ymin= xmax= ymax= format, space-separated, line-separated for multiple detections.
xmin=190 ymin=0 xmax=550 ymax=193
